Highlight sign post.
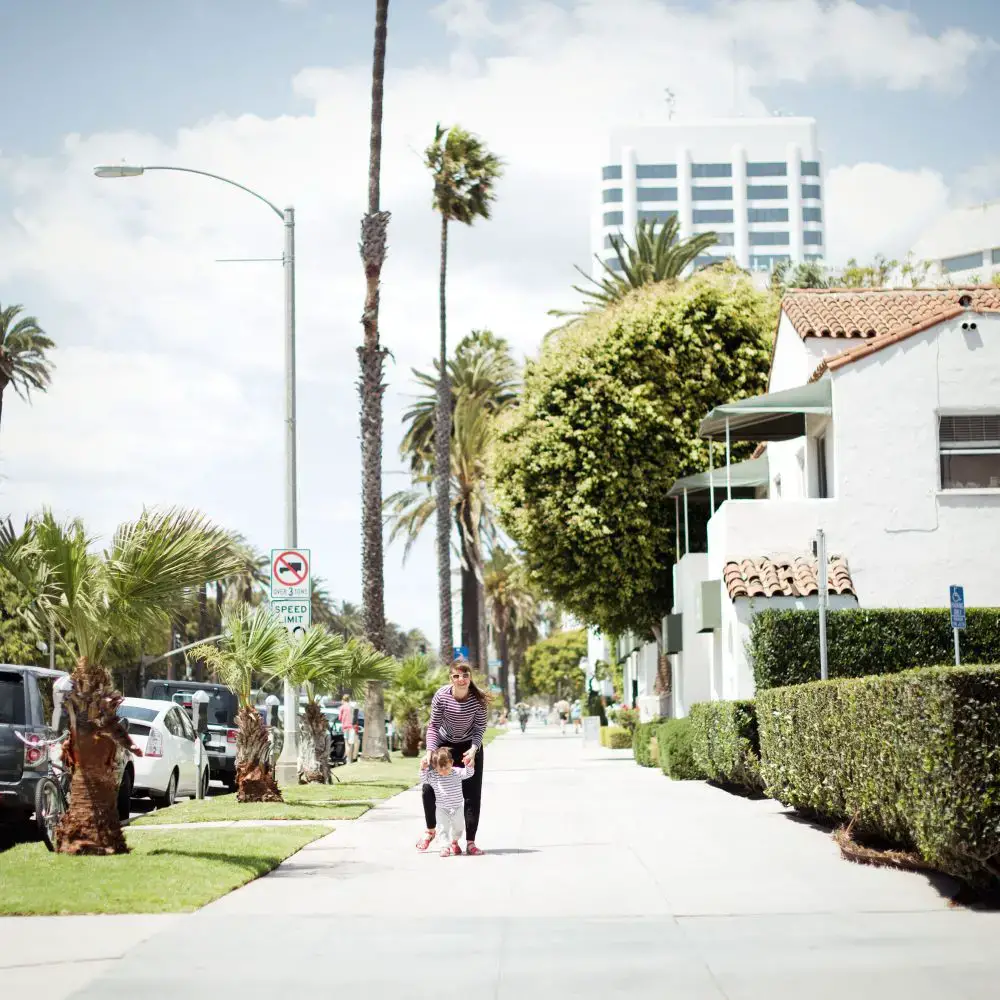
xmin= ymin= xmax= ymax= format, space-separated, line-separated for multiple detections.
xmin=950 ymin=585 xmax=965 ymax=666
xmin=270 ymin=548 xmax=311 ymax=786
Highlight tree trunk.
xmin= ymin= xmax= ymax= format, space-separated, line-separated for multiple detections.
xmin=458 ymin=499 xmax=478 ymax=667
xmin=193 ymin=583 xmax=208 ymax=682
xmin=402 ymin=711 xmax=422 ymax=757
xmin=477 ymin=574 xmax=488 ymax=676
xmin=436 ymin=211 xmax=454 ymax=666
xmin=461 ymin=555 xmax=477 ymax=662
xmin=358 ymin=0 xmax=391 ymax=762
xmin=56 ymin=657 xmax=133 ymax=855
xmin=498 ymin=618 xmax=511 ymax=709
xmin=211 ymin=581 xmax=224 ymax=682
xmin=235 ymin=705 xmax=283 ymax=802
xmin=298 ymin=702 xmax=331 ymax=784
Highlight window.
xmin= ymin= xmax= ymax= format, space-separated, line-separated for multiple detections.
xmin=636 ymin=164 xmax=676 ymax=179
xmin=692 ymin=186 xmax=732 ymax=201
xmin=816 ymin=436 xmax=829 ymax=498
xmin=603 ymin=233 xmax=622 ymax=249
xmin=750 ymin=254 xmax=790 ymax=271
xmin=603 ymin=211 xmax=624 ymax=227
xmin=993 ymin=248 xmax=1000 ymax=265
xmin=803 ymin=231 xmax=823 ymax=246
xmin=747 ymin=162 xmax=787 ymax=177
xmin=747 ymin=185 xmax=787 ymax=200
xmin=941 ymin=251 xmax=983 ymax=273
xmin=35 ymin=675 xmax=55 ymax=728
xmin=164 ymin=709 xmax=184 ymax=737
xmin=801 ymin=161 xmax=820 ymax=176
xmin=940 ymin=414 xmax=1000 ymax=489
xmin=748 ymin=207 xmax=788 ymax=223
xmin=801 ymin=184 xmax=821 ymax=200
xmin=602 ymin=188 xmax=623 ymax=204
xmin=692 ymin=163 xmax=732 ymax=177
xmin=604 ymin=256 xmax=624 ymax=271
xmin=711 ymin=232 xmax=735 ymax=246
xmin=637 ymin=209 xmax=677 ymax=223
xmin=602 ymin=165 xmax=622 ymax=180
xmin=693 ymin=255 xmax=728 ymax=268
xmin=637 ymin=186 xmax=676 ymax=202
xmin=0 ymin=673 xmax=25 ymax=725
xmin=693 ymin=209 xmax=733 ymax=224
xmin=804 ymin=253 xmax=823 ymax=262
xmin=176 ymin=710 xmax=197 ymax=741
xmin=117 ymin=704 xmax=161 ymax=723
xmin=749 ymin=231 xmax=789 ymax=246
xmin=803 ymin=206 xmax=822 ymax=223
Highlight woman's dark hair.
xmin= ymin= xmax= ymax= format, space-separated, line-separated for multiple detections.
xmin=451 ymin=659 xmax=488 ymax=707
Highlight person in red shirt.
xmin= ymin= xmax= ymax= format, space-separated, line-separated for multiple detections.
xmin=338 ymin=695 xmax=357 ymax=763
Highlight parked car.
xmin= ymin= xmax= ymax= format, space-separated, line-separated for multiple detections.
xmin=143 ymin=680 xmax=239 ymax=792
xmin=117 ymin=698 xmax=209 ymax=806
xmin=0 ymin=664 xmax=133 ymax=833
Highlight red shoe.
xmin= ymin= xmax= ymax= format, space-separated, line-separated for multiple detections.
xmin=465 ymin=841 xmax=484 ymax=856
xmin=416 ymin=832 xmax=434 ymax=852
xmin=451 ymin=840 xmax=463 ymax=855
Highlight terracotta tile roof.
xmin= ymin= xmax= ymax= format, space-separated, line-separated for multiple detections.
xmin=782 ymin=286 xmax=1000 ymax=341
xmin=723 ymin=555 xmax=855 ymax=600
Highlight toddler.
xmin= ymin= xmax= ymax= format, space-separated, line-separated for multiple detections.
xmin=419 ymin=747 xmax=475 ymax=857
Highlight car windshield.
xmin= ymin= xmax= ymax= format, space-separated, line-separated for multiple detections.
xmin=116 ymin=704 xmax=161 ymax=723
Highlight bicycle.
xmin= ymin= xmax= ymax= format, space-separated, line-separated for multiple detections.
xmin=16 ymin=731 xmax=70 ymax=852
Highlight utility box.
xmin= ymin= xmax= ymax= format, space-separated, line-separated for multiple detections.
xmin=697 ymin=580 xmax=722 ymax=633
xmin=662 ymin=614 xmax=683 ymax=654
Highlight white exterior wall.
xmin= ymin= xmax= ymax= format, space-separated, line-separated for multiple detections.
xmin=670 ymin=553 xmax=713 ymax=718
xmin=595 ymin=118 xmax=823 ymax=277
xmin=708 ymin=313 xmax=1000 ymax=610
xmin=910 ymin=201 xmax=1000 ymax=284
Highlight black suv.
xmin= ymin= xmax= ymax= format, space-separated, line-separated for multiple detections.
xmin=0 ymin=664 xmax=133 ymax=831
xmin=143 ymin=680 xmax=239 ymax=791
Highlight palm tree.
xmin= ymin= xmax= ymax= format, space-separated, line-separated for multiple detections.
xmin=424 ymin=124 xmax=505 ymax=667
xmin=278 ymin=627 xmax=396 ymax=784
xmin=202 ymin=603 xmax=288 ymax=802
xmin=358 ymin=0 xmax=392 ymax=760
xmin=385 ymin=653 xmax=445 ymax=757
xmin=550 ymin=217 xmax=718 ymax=322
xmin=0 ymin=304 xmax=56 ymax=432
xmin=0 ymin=507 xmax=240 ymax=854
xmin=483 ymin=549 xmax=539 ymax=708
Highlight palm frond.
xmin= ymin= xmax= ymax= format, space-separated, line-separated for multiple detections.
xmin=336 ymin=638 xmax=398 ymax=700
xmin=202 ymin=603 xmax=289 ymax=706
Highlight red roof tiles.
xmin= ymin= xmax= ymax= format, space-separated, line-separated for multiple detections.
xmin=723 ymin=555 xmax=855 ymax=600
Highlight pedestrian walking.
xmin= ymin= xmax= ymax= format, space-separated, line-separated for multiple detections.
xmin=555 ymin=698 xmax=570 ymax=734
xmin=416 ymin=658 xmax=488 ymax=856
xmin=419 ymin=747 xmax=476 ymax=856
xmin=338 ymin=694 xmax=358 ymax=763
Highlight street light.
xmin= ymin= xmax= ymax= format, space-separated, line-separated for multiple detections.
xmin=94 ymin=162 xmax=300 ymax=784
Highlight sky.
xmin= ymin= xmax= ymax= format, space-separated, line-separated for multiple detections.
xmin=0 ymin=0 xmax=997 ymax=644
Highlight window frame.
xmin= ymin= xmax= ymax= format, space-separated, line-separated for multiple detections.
xmin=938 ymin=413 xmax=1000 ymax=491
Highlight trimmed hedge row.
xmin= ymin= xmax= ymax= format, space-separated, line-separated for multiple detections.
xmin=690 ymin=700 xmax=763 ymax=793
xmin=657 ymin=718 xmax=706 ymax=780
xmin=758 ymin=665 xmax=1000 ymax=886
xmin=600 ymin=725 xmax=632 ymax=749
xmin=750 ymin=607 xmax=1000 ymax=690
xmin=633 ymin=722 xmax=660 ymax=767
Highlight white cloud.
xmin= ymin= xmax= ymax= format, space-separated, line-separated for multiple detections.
xmin=0 ymin=0 xmax=992 ymax=641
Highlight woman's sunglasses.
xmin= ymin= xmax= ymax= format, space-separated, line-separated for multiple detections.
xmin=451 ymin=671 xmax=470 ymax=681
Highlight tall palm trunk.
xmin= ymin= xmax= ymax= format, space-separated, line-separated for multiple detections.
xmin=497 ymin=613 xmax=511 ymax=709
xmin=193 ymin=583 xmax=208 ymax=682
xmin=57 ymin=657 xmax=131 ymax=855
xmin=436 ymin=211 xmax=454 ymax=665
xmin=358 ymin=0 xmax=391 ymax=760
xmin=458 ymin=495 xmax=479 ymax=667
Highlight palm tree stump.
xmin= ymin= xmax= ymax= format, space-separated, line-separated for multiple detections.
xmin=298 ymin=702 xmax=332 ymax=784
xmin=235 ymin=706 xmax=282 ymax=803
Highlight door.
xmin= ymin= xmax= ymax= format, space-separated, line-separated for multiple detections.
xmin=175 ymin=708 xmax=201 ymax=792
xmin=164 ymin=709 xmax=195 ymax=794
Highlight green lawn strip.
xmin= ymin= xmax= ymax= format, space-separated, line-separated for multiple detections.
xmin=0 ymin=826 xmax=329 ymax=915
xmin=292 ymin=781 xmax=409 ymax=801
xmin=133 ymin=797 xmax=369 ymax=826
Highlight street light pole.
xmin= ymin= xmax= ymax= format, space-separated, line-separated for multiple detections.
xmin=93 ymin=163 xmax=301 ymax=781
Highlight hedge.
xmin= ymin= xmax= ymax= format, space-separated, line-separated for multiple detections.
xmin=633 ymin=721 xmax=660 ymax=767
xmin=657 ymin=719 xmax=706 ymax=780
xmin=758 ymin=664 xmax=1000 ymax=887
xmin=750 ymin=607 xmax=1000 ymax=690
xmin=600 ymin=725 xmax=632 ymax=749
xmin=690 ymin=700 xmax=763 ymax=793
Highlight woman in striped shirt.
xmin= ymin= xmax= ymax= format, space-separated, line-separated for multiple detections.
xmin=416 ymin=659 xmax=488 ymax=855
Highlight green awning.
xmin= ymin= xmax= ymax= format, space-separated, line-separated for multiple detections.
xmin=666 ymin=456 xmax=769 ymax=498
xmin=698 ymin=380 xmax=832 ymax=441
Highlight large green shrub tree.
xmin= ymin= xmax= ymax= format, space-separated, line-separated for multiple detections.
xmin=520 ymin=628 xmax=587 ymax=700
xmin=495 ymin=265 xmax=775 ymax=637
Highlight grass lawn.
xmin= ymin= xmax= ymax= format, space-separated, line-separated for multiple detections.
xmin=0 ymin=826 xmax=328 ymax=915
xmin=133 ymin=794 xmax=370 ymax=826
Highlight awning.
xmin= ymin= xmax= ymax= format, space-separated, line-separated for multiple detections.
xmin=666 ymin=456 xmax=769 ymax=498
xmin=698 ymin=379 xmax=832 ymax=441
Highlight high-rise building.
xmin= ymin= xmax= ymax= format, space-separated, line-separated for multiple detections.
xmin=594 ymin=117 xmax=824 ymax=277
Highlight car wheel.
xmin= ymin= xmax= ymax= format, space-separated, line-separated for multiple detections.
xmin=152 ymin=770 xmax=178 ymax=810
xmin=35 ymin=777 xmax=64 ymax=852
xmin=117 ymin=766 xmax=134 ymax=821
xmin=200 ymin=768 xmax=210 ymax=799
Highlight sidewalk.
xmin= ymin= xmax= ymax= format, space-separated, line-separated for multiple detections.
xmin=7 ymin=725 xmax=1000 ymax=998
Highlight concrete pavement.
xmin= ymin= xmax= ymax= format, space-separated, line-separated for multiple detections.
xmin=6 ymin=724 xmax=1000 ymax=998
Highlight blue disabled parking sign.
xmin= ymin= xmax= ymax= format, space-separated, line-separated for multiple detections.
xmin=950 ymin=585 xmax=966 ymax=630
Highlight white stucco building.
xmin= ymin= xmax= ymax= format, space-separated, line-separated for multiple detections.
xmin=595 ymin=117 xmax=824 ymax=279
xmin=910 ymin=202 xmax=1000 ymax=284
xmin=617 ymin=286 xmax=1000 ymax=720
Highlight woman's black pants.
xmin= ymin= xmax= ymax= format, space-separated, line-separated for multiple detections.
xmin=422 ymin=740 xmax=483 ymax=840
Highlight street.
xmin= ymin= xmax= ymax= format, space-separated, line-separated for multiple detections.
xmin=3 ymin=725 xmax=1000 ymax=999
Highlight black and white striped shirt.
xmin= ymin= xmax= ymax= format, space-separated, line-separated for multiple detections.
xmin=425 ymin=685 xmax=487 ymax=751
